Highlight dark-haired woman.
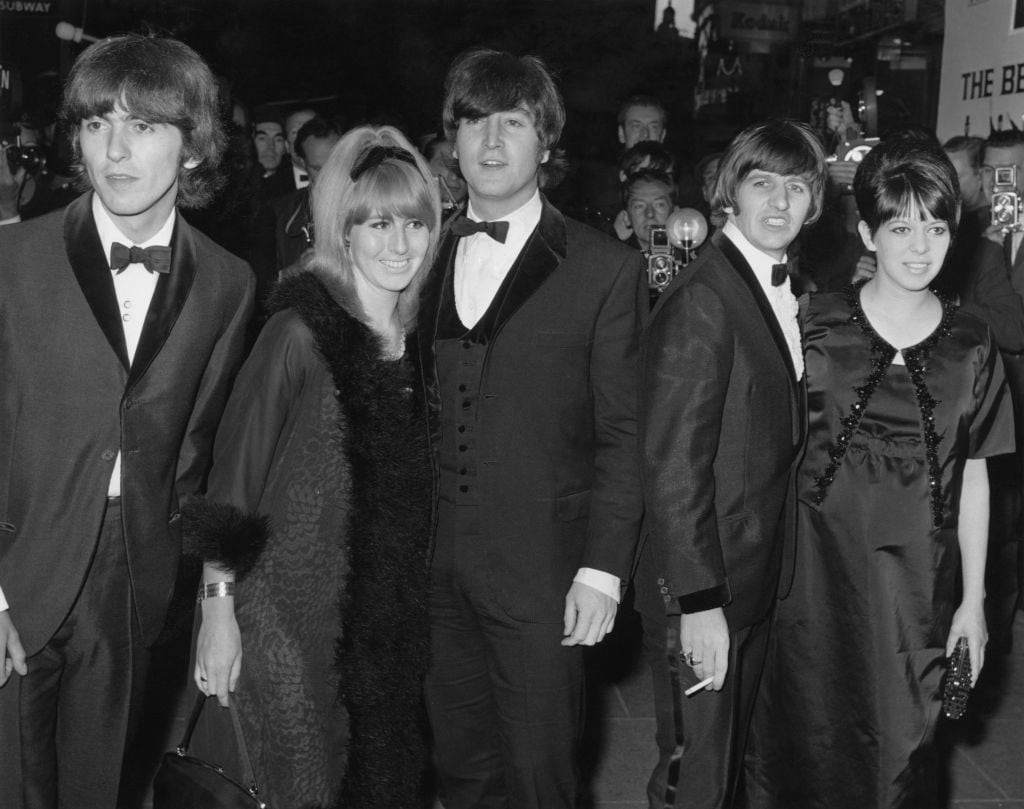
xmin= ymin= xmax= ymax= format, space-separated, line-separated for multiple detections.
xmin=187 ymin=125 xmax=439 ymax=809
xmin=750 ymin=136 xmax=1014 ymax=808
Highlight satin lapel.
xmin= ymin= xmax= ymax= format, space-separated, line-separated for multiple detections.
xmin=127 ymin=214 xmax=198 ymax=389
xmin=474 ymin=197 xmax=567 ymax=342
xmin=419 ymin=228 xmax=459 ymax=375
xmin=714 ymin=230 xmax=800 ymax=391
xmin=64 ymin=194 xmax=130 ymax=370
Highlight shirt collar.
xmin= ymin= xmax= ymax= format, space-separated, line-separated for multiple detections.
xmin=466 ymin=190 xmax=542 ymax=237
xmin=722 ymin=220 xmax=787 ymax=287
xmin=93 ymin=193 xmax=176 ymax=267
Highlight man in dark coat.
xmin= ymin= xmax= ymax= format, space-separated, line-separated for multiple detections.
xmin=418 ymin=48 xmax=646 ymax=809
xmin=0 ymin=34 xmax=254 ymax=807
xmin=635 ymin=119 xmax=827 ymax=808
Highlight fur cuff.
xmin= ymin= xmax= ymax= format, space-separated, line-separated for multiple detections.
xmin=180 ymin=498 xmax=269 ymax=581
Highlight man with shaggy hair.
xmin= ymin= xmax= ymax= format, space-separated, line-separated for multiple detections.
xmin=419 ymin=48 xmax=645 ymax=809
xmin=0 ymin=34 xmax=253 ymax=806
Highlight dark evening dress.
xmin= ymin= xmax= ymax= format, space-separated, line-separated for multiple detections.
xmin=749 ymin=283 xmax=1014 ymax=809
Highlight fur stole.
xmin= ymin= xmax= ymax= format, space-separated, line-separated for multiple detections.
xmin=269 ymin=269 xmax=435 ymax=809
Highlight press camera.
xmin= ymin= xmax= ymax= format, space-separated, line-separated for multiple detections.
xmin=991 ymin=166 xmax=1022 ymax=232
xmin=646 ymin=225 xmax=679 ymax=292
xmin=4 ymin=141 xmax=45 ymax=175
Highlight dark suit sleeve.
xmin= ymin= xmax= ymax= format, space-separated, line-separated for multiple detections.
xmin=641 ymin=277 xmax=731 ymax=612
xmin=962 ymin=239 xmax=1024 ymax=354
xmin=582 ymin=249 xmax=646 ymax=581
xmin=175 ymin=268 xmax=256 ymax=501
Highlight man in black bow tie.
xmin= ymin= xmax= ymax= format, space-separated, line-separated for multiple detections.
xmin=0 ymin=34 xmax=254 ymax=807
xmin=635 ymin=119 xmax=827 ymax=808
xmin=417 ymin=48 xmax=645 ymax=809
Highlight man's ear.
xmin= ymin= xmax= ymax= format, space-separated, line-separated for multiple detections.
xmin=659 ymin=129 xmax=668 ymax=143
xmin=617 ymin=126 xmax=626 ymax=146
xmin=540 ymin=149 xmax=550 ymax=165
xmin=183 ymin=156 xmax=201 ymax=170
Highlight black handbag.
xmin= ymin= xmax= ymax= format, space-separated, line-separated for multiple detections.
xmin=153 ymin=692 xmax=267 ymax=809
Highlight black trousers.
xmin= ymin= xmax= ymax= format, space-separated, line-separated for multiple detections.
xmin=0 ymin=500 xmax=148 ymax=809
xmin=425 ymin=502 xmax=584 ymax=809
xmin=641 ymin=610 xmax=770 ymax=809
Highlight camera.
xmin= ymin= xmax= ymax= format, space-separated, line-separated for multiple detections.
xmin=646 ymin=225 xmax=679 ymax=293
xmin=991 ymin=166 xmax=1022 ymax=232
xmin=4 ymin=142 xmax=45 ymax=175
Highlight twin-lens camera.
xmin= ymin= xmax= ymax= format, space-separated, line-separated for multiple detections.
xmin=991 ymin=166 xmax=1022 ymax=232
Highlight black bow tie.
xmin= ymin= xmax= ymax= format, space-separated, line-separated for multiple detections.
xmin=110 ymin=242 xmax=172 ymax=274
xmin=450 ymin=215 xmax=509 ymax=244
xmin=771 ymin=257 xmax=798 ymax=287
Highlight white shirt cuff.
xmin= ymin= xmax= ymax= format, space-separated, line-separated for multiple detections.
xmin=574 ymin=568 xmax=621 ymax=603
xmin=0 ymin=583 xmax=8 ymax=612
xmin=0 ymin=215 xmax=22 ymax=226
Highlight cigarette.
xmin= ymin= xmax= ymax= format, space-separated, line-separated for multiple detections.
xmin=685 ymin=677 xmax=714 ymax=696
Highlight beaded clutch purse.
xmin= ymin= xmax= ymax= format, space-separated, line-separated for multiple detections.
xmin=942 ymin=637 xmax=972 ymax=720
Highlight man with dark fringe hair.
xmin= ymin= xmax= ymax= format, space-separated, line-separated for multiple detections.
xmin=420 ymin=47 xmax=646 ymax=809
xmin=0 ymin=33 xmax=254 ymax=807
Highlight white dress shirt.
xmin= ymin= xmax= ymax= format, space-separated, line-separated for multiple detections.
xmin=93 ymin=195 xmax=176 ymax=496
xmin=722 ymin=220 xmax=804 ymax=380
xmin=453 ymin=190 xmax=621 ymax=603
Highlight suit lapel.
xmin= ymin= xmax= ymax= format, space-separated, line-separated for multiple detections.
xmin=127 ymin=214 xmax=198 ymax=389
xmin=473 ymin=197 xmax=567 ymax=343
xmin=64 ymin=193 xmax=130 ymax=370
xmin=714 ymin=231 xmax=799 ymax=385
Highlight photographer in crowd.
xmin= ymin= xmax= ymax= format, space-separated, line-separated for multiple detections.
xmin=962 ymin=127 xmax=1024 ymax=656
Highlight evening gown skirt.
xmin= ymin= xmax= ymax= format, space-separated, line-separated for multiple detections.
xmin=748 ymin=285 xmax=1014 ymax=809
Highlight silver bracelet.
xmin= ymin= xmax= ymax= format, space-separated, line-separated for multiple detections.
xmin=197 ymin=581 xmax=235 ymax=602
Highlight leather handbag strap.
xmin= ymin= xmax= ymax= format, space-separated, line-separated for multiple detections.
xmin=177 ymin=692 xmax=262 ymax=795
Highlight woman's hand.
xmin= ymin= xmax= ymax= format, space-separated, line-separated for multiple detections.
xmin=195 ymin=598 xmax=242 ymax=707
xmin=947 ymin=600 xmax=987 ymax=688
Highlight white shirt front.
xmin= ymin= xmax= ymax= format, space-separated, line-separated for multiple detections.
xmin=722 ymin=220 xmax=804 ymax=380
xmin=93 ymin=194 xmax=176 ymax=497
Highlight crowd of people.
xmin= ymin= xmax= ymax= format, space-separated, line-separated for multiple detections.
xmin=0 ymin=28 xmax=1022 ymax=809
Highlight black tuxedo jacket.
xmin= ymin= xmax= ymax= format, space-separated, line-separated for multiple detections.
xmin=636 ymin=230 xmax=804 ymax=630
xmin=0 ymin=193 xmax=255 ymax=656
xmin=418 ymin=197 xmax=646 ymax=621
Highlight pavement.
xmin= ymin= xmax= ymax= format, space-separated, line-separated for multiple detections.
xmin=127 ymin=605 xmax=1024 ymax=809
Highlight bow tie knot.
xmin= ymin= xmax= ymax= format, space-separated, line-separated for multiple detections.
xmin=110 ymin=242 xmax=172 ymax=274
xmin=450 ymin=215 xmax=509 ymax=244
xmin=771 ymin=257 xmax=798 ymax=287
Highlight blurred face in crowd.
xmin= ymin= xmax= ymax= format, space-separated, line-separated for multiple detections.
xmin=981 ymin=143 xmax=1024 ymax=200
xmin=285 ymin=109 xmax=316 ymax=167
xmin=78 ymin=104 xmax=195 ymax=242
xmin=726 ymin=169 xmax=812 ymax=261
xmin=619 ymin=104 xmax=666 ymax=149
xmin=301 ymin=133 xmax=340 ymax=186
xmin=627 ymin=177 xmax=675 ymax=250
xmin=253 ymin=120 xmax=285 ymax=171
xmin=700 ymin=156 xmax=721 ymax=203
xmin=859 ymin=201 xmax=951 ymax=295
xmin=454 ymin=107 xmax=549 ymax=220
xmin=946 ymin=149 xmax=984 ymax=209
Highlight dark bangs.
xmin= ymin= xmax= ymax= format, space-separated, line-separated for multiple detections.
xmin=869 ymin=172 xmax=959 ymax=236
xmin=347 ymin=160 xmax=438 ymax=231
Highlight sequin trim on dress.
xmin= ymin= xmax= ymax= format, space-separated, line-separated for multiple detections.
xmin=812 ymin=282 xmax=956 ymax=527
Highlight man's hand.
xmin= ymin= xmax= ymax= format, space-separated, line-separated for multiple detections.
xmin=982 ymin=220 xmax=1008 ymax=247
xmin=680 ymin=607 xmax=729 ymax=690
xmin=851 ymin=252 xmax=877 ymax=283
xmin=0 ymin=611 xmax=27 ymax=687
xmin=0 ymin=157 xmax=25 ymax=221
xmin=562 ymin=582 xmax=617 ymax=646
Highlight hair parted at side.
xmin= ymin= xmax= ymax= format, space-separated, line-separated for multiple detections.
xmin=309 ymin=125 xmax=441 ymax=332
xmin=942 ymin=135 xmax=985 ymax=170
xmin=621 ymin=168 xmax=677 ymax=208
xmin=853 ymin=135 xmax=961 ymax=239
xmin=711 ymin=118 xmax=828 ymax=226
xmin=59 ymin=33 xmax=225 ymax=209
xmin=441 ymin=48 xmax=566 ymax=188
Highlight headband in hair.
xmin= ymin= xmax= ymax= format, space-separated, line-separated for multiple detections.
xmin=350 ymin=144 xmax=418 ymax=181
